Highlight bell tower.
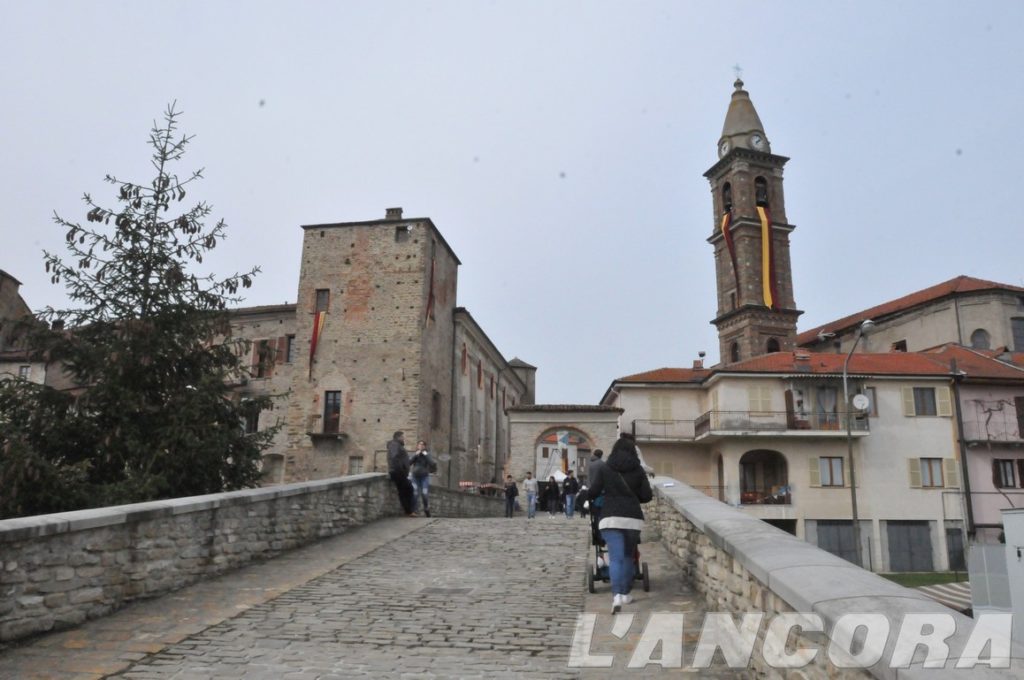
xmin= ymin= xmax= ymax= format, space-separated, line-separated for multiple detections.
xmin=706 ymin=79 xmax=802 ymax=364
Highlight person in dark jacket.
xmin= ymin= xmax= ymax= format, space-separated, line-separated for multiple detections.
xmin=503 ymin=475 xmax=519 ymax=518
xmin=409 ymin=440 xmax=436 ymax=517
xmin=387 ymin=431 xmax=416 ymax=516
xmin=587 ymin=435 xmax=653 ymax=613
xmin=562 ymin=470 xmax=580 ymax=518
xmin=544 ymin=476 xmax=561 ymax=516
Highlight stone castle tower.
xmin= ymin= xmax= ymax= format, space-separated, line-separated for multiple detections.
xmin=706 ymin=79 xmax=802 ymax=364
xmin=282 ymin=208 xmax=459 ymax=480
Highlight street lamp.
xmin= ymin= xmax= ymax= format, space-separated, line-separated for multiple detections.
xmin=843 ymin=319 xmax=875 ymax=568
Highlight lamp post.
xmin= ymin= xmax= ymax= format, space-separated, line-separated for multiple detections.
xmin=843 ymin=319 xmax=875 ymax=568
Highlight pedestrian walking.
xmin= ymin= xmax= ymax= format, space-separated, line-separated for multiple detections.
xmin=523 ymin=471 xmax=539 ymax=519
xmin=409 ymin=440 xmax=437 ymax=517
xmin=544 ymin=476 xmax=560 ymax=516
xmin=587 ymin=435 xmax=653 ymax=613
xmin=504 ymin=475 xmax=519 ymax=518
xmin=387 ymin=431 xmax=416 ymax=516
xmin=563 ymin=470 xmax=580 ymax=518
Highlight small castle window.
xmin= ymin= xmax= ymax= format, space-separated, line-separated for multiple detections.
xmin=722 ymin=182 xmax=733 ymax=212
xmin=767 ymin=338 xmax=780 ymax=353
xmin=892 ymin=340 xmax=908 ymax=352
xmin=970 ymin=328 xmax=991 ymax=350
xmin=755 ymin=177 xmax=769 ymax=207
xmin=395 ymin=225 xmax=410 ymax=242
xmin=730 ymin=342 xmax=741 ymax=363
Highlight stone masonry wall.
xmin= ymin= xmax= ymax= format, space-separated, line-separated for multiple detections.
xmin=648 ymin=478 xmax=1023 ymax=679
xmin=0 ymin=474 xmax=506 ymax=646
xmin=0 ymin=474 xmax=399 ymax=644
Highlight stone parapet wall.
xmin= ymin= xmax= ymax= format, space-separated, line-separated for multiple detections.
xmin=0 ymin=474 xmax=402 ymax=644
xmin=425 ymin=486 xmax=505 ymax=518
xmin=648 ymin=478 xmax=1023 ymax=679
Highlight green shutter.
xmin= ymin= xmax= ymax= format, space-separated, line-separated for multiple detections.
xmin=809 ymin=457 xmax=821 ymax=487
xmin=944 ymin=458 xmax=960 ymax=488
xmin=908 ymin=458 xmax=922 ymax=488
xmin=902 ymin=387 xmax=916 ymax=416
xmin=937 ymin=387 xmax=953 ymax=417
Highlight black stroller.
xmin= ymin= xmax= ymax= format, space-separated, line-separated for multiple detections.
xmin=586 ymin=502 xmax=650 ymax=593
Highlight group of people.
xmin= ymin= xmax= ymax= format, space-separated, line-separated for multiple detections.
xmin=386 ymin=431 xmax=437 ymax=517
xmin=504 ymin=470 xmax=584 ymax=519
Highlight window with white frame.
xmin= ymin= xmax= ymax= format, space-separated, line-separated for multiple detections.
xmin=993 ymin=459 xmax=1018 ymax=489
xmin=348 ymin=456 xmax=364 ymax=475
xmin=920 ymin=458 xmax=943 ymax=488
xmin=820 ymin=457 xmax=844 ymax=487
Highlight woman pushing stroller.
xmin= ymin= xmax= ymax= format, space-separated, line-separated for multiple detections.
xmin=586 ymin=434 xmax=653 ymax=613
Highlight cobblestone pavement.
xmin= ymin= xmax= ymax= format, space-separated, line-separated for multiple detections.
xmin=3 ymin=515 xmax=740 ymax=679
xmin=112 ymin=517 xmax=591 ymax=679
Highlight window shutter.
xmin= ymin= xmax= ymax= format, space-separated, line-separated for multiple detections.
xmin=901 ymin=387 xmax=916 ymax=416
xmin=936 ymin=387 xmax=952 ymax=417
xmin=809 ymin=457 xmax=821 ymax=487
xmin=943 ymin=458 xmax=960 ymax=488
xmin=747 ymin=387 xmax=758 ymax=411
xmin=908 ymin=459 xmax=922 ymax=488
xmin=1017 ymin=460 xmax=1024 ymax=489
xmin=993 ymin=460 xmax=1002 ymax=488
xmin=276 ymin=336 xmax=286 ymax=364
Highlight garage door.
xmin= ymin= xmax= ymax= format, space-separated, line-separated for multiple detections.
xmin=816 ymin=520 xmax=860 ymax=566
xmin=887 ymin=520 xmax=933 ymax=572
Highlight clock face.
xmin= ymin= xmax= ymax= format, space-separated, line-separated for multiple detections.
xmin=750 ymin=133 xmax=766 ymax=151
xmin=718 ymin=139 xmax=731 ymax=158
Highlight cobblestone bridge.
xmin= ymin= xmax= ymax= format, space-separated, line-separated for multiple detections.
xmin=0 ymin=517 xmax=732 ymax=679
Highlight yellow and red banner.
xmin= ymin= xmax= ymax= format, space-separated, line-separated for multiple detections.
xmin=756 ymin=205 xmax=777 ymax=309
xmin=308 ymin=311 xmax=326 ymax=379
xmin=720 ymin=211 xmax=740 ymax=293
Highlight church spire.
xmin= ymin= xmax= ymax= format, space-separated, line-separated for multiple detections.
xmin=717 ymin=78 xmax=770 ymax=158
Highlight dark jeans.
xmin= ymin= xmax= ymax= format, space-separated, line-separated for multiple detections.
xmin=505 ymin=496 xmax=516 ymax=517
xmin=390 ymin=471 xmax=414 ymax=514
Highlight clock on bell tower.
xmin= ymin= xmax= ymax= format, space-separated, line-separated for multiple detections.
xmin=706 ymin=79 xmax=802 ymax=364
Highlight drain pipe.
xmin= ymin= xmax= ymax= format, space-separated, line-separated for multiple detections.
xmin=950 ymin=359 xmax=975 ymax=535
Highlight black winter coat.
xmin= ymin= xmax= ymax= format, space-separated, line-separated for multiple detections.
xmin=587 ymin=438 xmax=652 ymax=523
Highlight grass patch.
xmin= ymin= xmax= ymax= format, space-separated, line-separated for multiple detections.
xmin=881 ymin=572 xmax=968 ymax=588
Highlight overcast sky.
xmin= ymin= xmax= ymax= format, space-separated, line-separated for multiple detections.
xmin=4 ymin=2 xmax=1023 ymax=404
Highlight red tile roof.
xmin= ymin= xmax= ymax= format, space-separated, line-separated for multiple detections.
xmin=722 ymin=351 xmax=956 ymax=376
xmin=613 ymin=346 xmax=1024 ymax=383
xmin=922 ymin=344 xmax=1024 ymax=381
xmin=797 ymin=275 xmax=1024 ymax=346
xmin=616 ymin=367 xmax=710 ymax=384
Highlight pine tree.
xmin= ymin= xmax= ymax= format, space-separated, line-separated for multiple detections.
xmin=0 ymin=104 xmax=276 ymax=518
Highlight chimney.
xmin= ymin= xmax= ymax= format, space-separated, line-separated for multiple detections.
xmin=385 ymin=207 xmax=403 ymax=220
xmin=693 ymin=359 xmax=704 ymax=370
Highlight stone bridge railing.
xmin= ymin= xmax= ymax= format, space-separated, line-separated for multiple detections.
xmin=0 ymin=474 xmax=502 ymax=644
xmin=648 ymin=477 xmax=1022 ymax=679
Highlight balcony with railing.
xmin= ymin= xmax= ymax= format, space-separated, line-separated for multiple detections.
xmin=693 ymin=410 xmax=869 ymax=441
xmin=306 ymin=413 xmax=347 ymax=440
xmin=632 ymin=419 xmax=697 ymax=442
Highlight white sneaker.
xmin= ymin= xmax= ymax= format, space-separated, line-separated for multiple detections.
xmin=611 ymin=594 xmax=621 ymax=614
xmin=620 ymin=594 xmax=633 ymax=606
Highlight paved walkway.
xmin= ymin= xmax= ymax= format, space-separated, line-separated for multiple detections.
xmin=1 ymin=515 xmax=734 ymax=678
